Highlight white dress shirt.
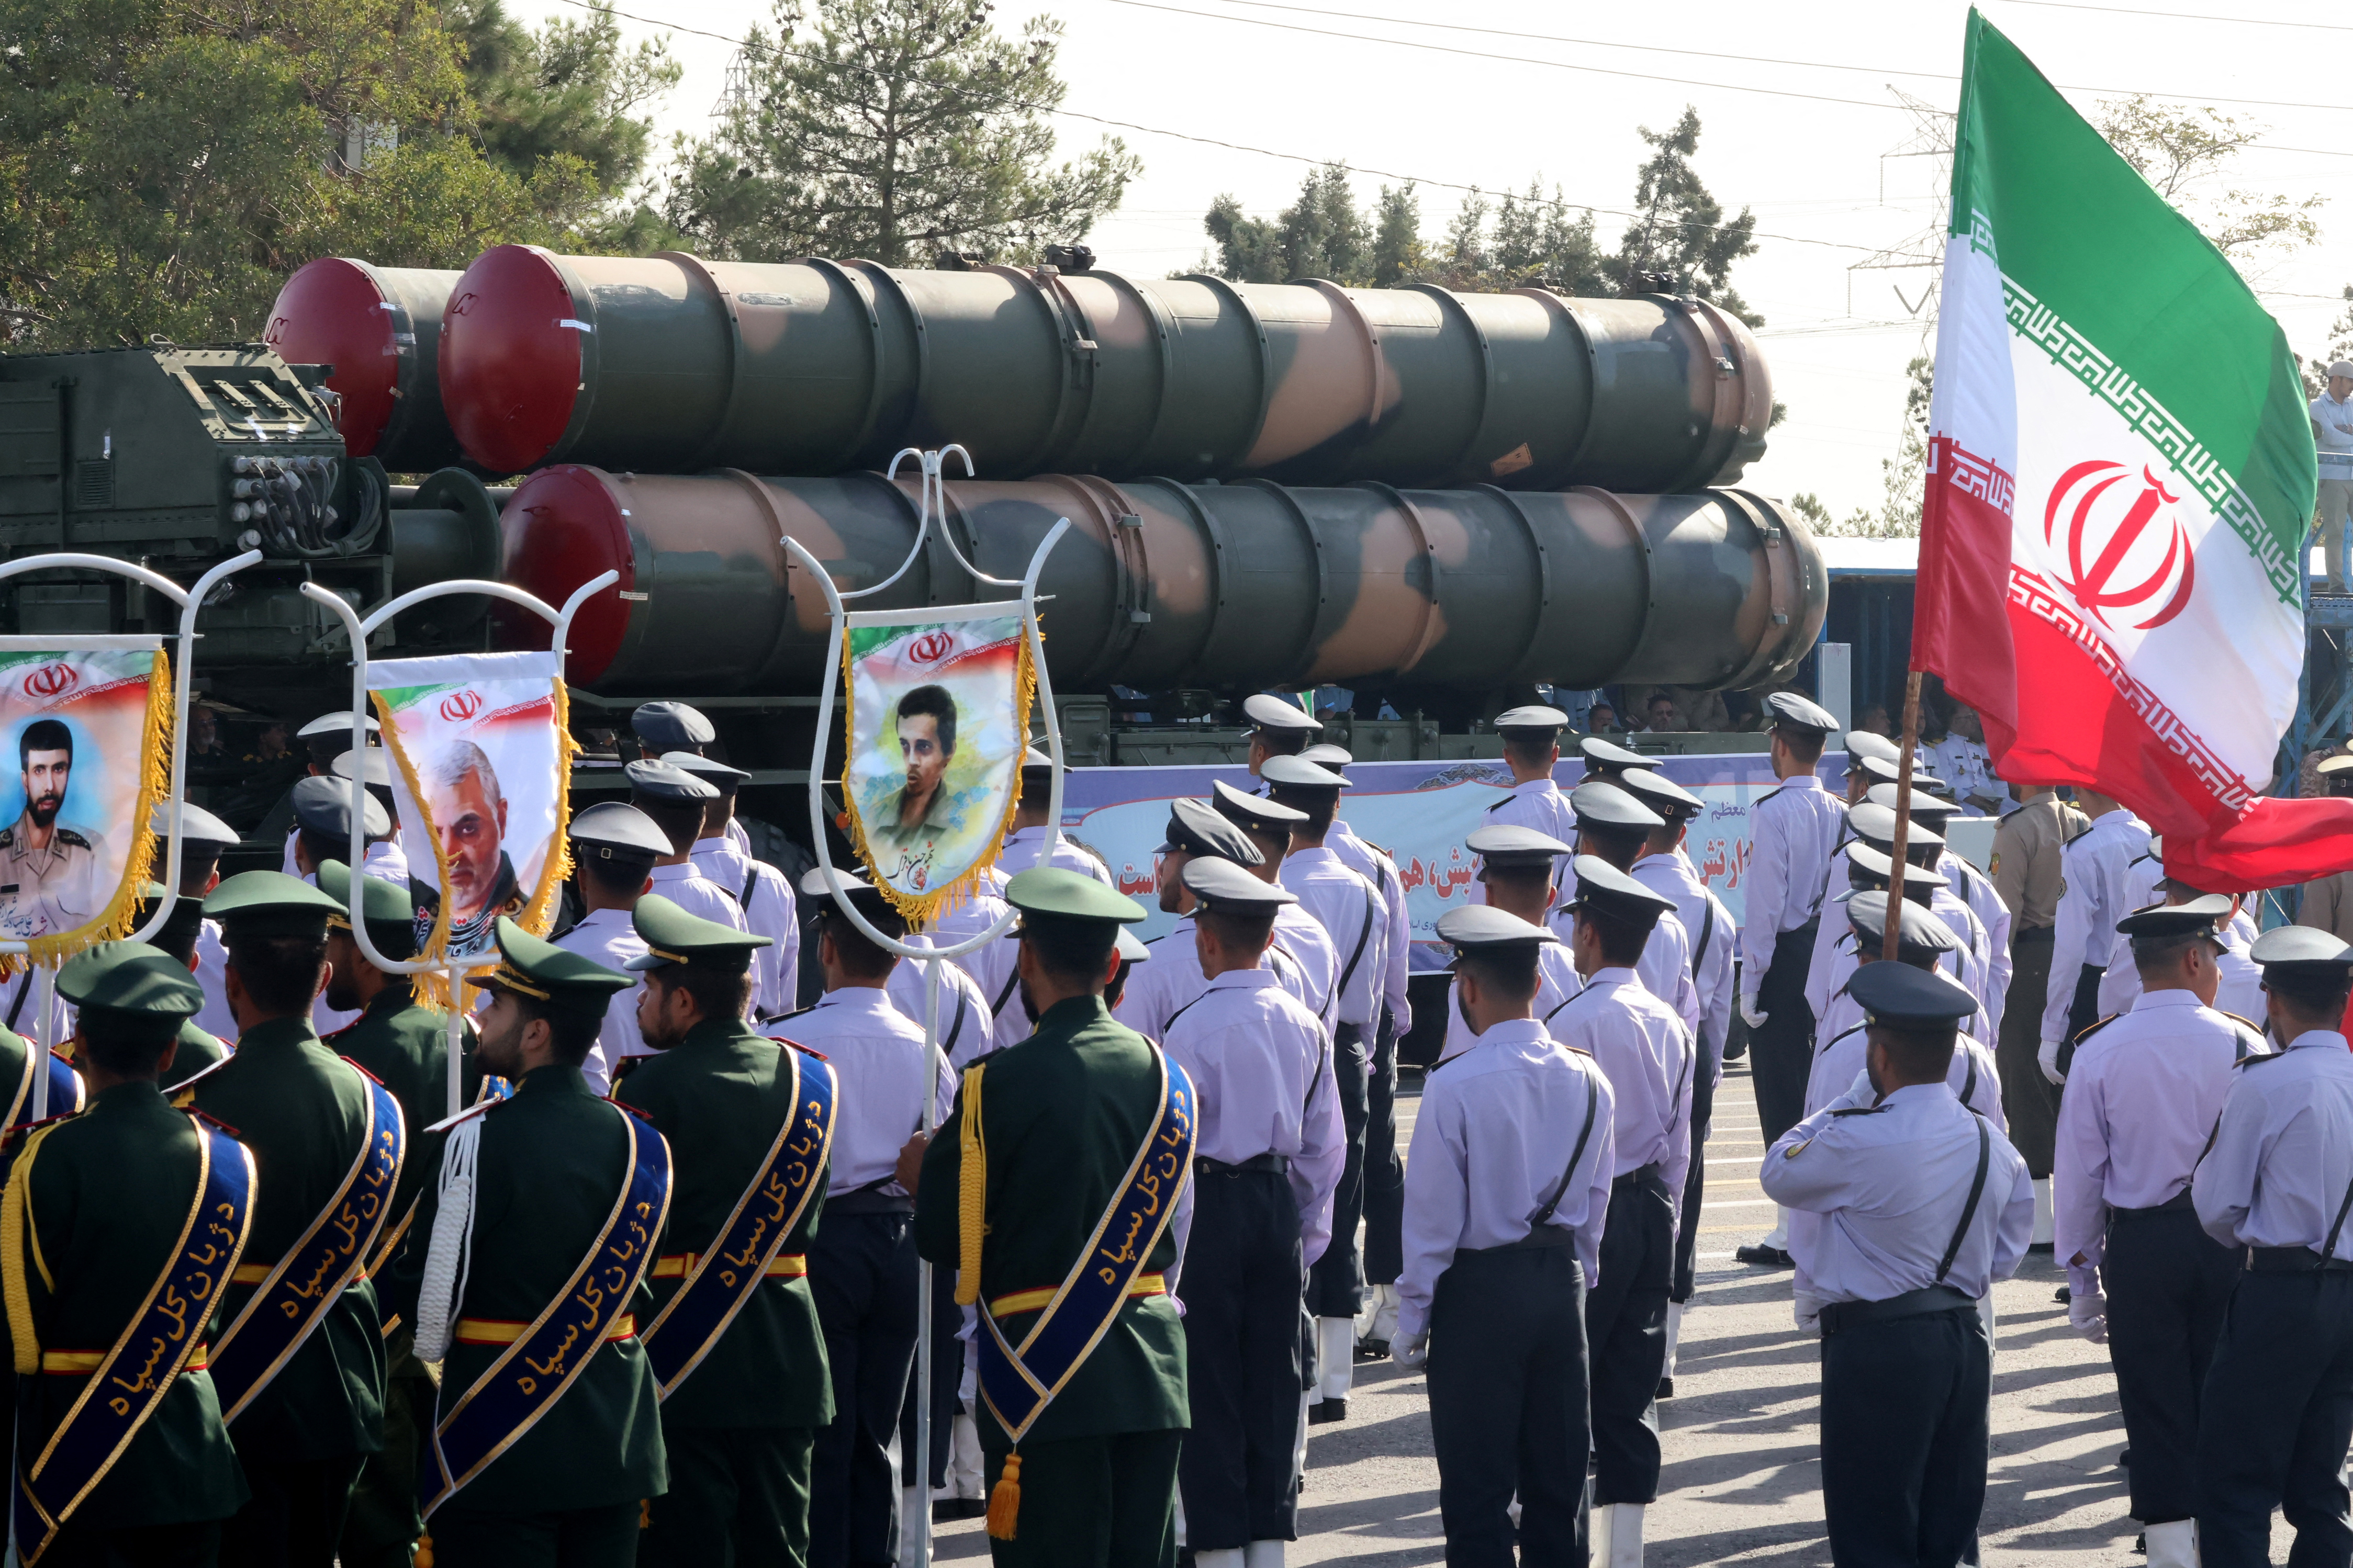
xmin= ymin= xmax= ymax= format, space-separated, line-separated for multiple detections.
xmin=2097 ymin=920 xmax=2266 ymax=1026
xmin=1439 ymin=941 xmax=1585 ymax=1065
xmin=1805 ymin=1020 xmax=2005 ymax=1131
xmin=1328 ymin=819 xmax=1414 ymax=1033
xmin=2056 ymin=987 xmax=2260 ymax=1292
xmin=647 ymin=861 xmax=752 ymax=934
xmin=1396 ymin=1018 xmax=1617 ymax=1345
xmin=551 ymin=907 xmax=648 ymax=1094
xmin=772 ymin=986 xmax=954 ymax=1192
xmin=1113 ymin=913 xmax=1317 ymax=1044
xmin=2042 ymin=810 xmax=2154 ymax=1042
xmin=1809 ymin=898 xmax=1992 ymax=1046
xmin=1941 ymin=851 xmax=2011 ymax=1036
xmin=1633 ymin=848 xmax=1734 ymax=1075
xmin=191 ymin=917 xmax=237 ymax=1045
xmin=2193 ymin=1030 xmax=2353 ymax=1254
xmin=1267 ymin=900 xmax=1338 ymax=1025
xmin=1739 ymin=774 xmax=1847 ymax=991
xmin=1547 ymin=968 xmax=1695 ymax=1212
xmin=1481 ymin=777 xmax=1579 ymax=909
xmin=996 ymin=825 xmax=1116 ymax=886
xmin=1279 ymin=846 xmax=1385 ymax=1033
xmin=690 ymin=836 xmax=799 ymax=1022
xmin=926 ymin=881 xmax=1023 ymax=1047
xmin=1546 ymin=898 xmax=1698 ymax=1038
xmin=283 ymin=829 xmax=410 ymax=885
xmin=888 ymin=938 xmax=998 ymax=1068
xmin=1161 ymin=968 xmax=1346 ymax=1265
xmin=1764 ymin=1080 xmax=2035 ymax=1304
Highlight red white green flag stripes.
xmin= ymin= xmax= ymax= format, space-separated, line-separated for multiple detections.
xmin=1915 ymin=9 xmax=2345 ymax=889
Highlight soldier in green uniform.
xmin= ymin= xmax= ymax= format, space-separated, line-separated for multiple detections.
xmin=315 ymin=860 xmax=481 ymax=1568
xmin=4 ymin=942 xmax=251 ymax=1566
xmin=380 ymin=919 xmax=668 ymax=1568
xmin=612 ymin=894 xmax=837 ymax=1568
xmin=912 ymin=868 xmax=1191 ymax=1568
xmin=184 ymin=871 xmax=391 ymax=1568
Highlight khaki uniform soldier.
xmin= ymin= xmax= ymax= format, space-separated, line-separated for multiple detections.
xmin=615 ymin=895 xmax=837 ymax=1568
xmin=5 ymin=943 xmax=252 ymax=1567
xmin=383 ymin=919 xmax=668 ymax=1568
xmin=316 ymin=860 xmax=484 ymax=1568
xmin=1990 ymin=785 xmax=2088 ymax=1185
xmin=0 ymin=717 xmax=106 ymax=940
xmin=2295 ymin=756 xmax=2353 ymax=944
xmin=182 ymin=872 xmax=398 ymax=1568
xmin=913 ymin=869 xmax=1190 ymax=1568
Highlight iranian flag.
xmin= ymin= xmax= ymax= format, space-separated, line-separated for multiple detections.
xmin=1916 ymin=9 xmax=2350 ymax=890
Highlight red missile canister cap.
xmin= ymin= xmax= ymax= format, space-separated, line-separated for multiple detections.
xmin=265 ymin=258 xmax=405 ymax=458
xmin=440 ymin=244 xmax=587 ymax=475
xmin=495 ymin=466 xmax=635 ymax=684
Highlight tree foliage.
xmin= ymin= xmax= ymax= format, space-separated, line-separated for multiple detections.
xmin=2097 ymin=96 xmax=2323 ymax=265
xmin=0 ymin=0 xmax=679 ymax=350
xmin=666 ymin=0 xmax=1138 ymax=266
xmin=1607 ymin=108 xmax=1760 ymax=322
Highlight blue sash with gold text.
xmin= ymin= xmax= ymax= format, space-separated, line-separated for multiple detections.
xmin=640 ymin=1048 xmax=833 ymax=1397
xmin=208 ymin=1071 xmax=404 ymax=1423
xmin=13 ymin=1115 xmax=254 ymax=1564
xmin=977 ymin=1054 xmax=1193 ymax=1443
xmin=421 ymin=1101 xmax=670 ymax=1518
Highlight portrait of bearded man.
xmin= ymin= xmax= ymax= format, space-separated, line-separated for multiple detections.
xmin=0 ymin=718 xmax=106 ymax=938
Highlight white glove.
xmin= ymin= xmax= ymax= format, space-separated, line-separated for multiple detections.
xmin=1739 ymin=994 xmax=1769 ymax=1029
xmin=1390 ymin=1334 xmax=1429 ymax=1371
xmin=1794 ymin=1289 xmax=1824 ymax=1334
xmin=2038 ymin=1037 xmax=2065 ymax=1084
xmin=2069 ymin=1290 xmax=2107 ymax=1344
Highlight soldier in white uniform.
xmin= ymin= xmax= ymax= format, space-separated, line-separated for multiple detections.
xmin=2097 ymin=874 xmax=2266 ymax=1026
xmin=1211 ymin=782 xmax=1337 ymax=1025
xmin=633 ymin=700 xmax=755 ymax=860
xmin=2056 ymin=896 xmax=2261 ymax=1568
xmin=1439 ymin=827 xmax=1586 ymax=1064
xmin=2192 ymin=927 xmax=2353 ymax=1566
xmin=550 ymin=800 xmax=667 ymax=1092
xmin=626 ymin=761 xmax=755 ymax=985
xmin=1842 ymin=730 xmax=1900 ymax=805
xmin=1622 ymin=768 xmax=1737 ymax=1395
xmin=1240 ymin=692 xmax=1321 ymax=781
xmin=763 ymin=869 xmax=953 ymax=1568
xmin=998 ymin=746 xmax=1115 ymax=885
xmin=0 ymin=716 xmax=106 ymax=940
xmin=1392 ymin=903 xmax=1613 ymax=1568
xmin=1480 ymin=706 xmax=1578 ymax=906
xmin=1762 ymin=962 xmax=2034 ymax=1568
xmin=288 ymin=774 xmax=390 ymax=1036
xmin=1804 ymin=892 xmax=2003 ymax=1135
xmin=2040 ymin=789 xmax=2153 ymax=1082
xmin=1810 ymin=847 xmax=1986 ymax=1047
xmin=1163 ymin=857 xmax=1344 ymax=1568
xmin=668 ymin=750 xmax=799 ymax=1023
xmin=1265 ymin=754 xmax=1387 ymax=1423
xmin=277 ymin=712 xmax=379 ymax=876
xmin=1548 ymin=782 xmax=1699 ymax=1035
xmin=329 ymin=746 xmax=411 ymax=887
xmin=1736 ymin=693 xmax=1848 ymax=1269
xmin=1873 ymin=784 xmax=2012 ymax=1036
xmin=1114 ymin=799 xmax=1302 ymax=1042
xmin=152 ymin=797 xmax=240 ymax=1047
xmin=1546 ymin=856 xmax=1695 ymax=1567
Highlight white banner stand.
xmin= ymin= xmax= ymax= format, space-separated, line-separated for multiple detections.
xmin=0 ymin=549 xmax=261 ymax=1123
xmin=302 ymin=571 xmax=619 ymax=1119
xmin=782 ymin=445 xmax=1071 ymax=1567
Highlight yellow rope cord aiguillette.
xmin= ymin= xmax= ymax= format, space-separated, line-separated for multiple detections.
xmin=955 ymin=1064 xmax=985 ymax=1307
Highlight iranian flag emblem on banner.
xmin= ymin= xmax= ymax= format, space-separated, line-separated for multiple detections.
xmin=1918 ymin=9 xmax=2353 ymax=889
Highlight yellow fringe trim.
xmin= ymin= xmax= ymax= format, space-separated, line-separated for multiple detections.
xmin=4 ymin=1120 xmax=64 ymax=1375
xmin=8 ymin=652 xmax=173 ymax=978
xmin=955 ymin=1063 xmax=986 ymax=1306
xmin=842 ymin=620 xmax=1041 ymax=932
xmin=985 ymin=1450 xmax=1022 ymax=1540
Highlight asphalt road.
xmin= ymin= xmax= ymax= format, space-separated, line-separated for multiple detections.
xmin=929 ymin=1060 xmax=2184 ymax=1566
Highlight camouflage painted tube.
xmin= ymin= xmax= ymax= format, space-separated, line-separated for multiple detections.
xmin=494 ymin=467 xmax=1824 ymax=700
xmin=432 ymin=246 xmax=1772 ymax=491
xmin=266 ymin=258 xmax=466 ymax=472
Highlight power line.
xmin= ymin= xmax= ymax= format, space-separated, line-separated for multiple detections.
xmin=1998 ymin=0 xmax=2353 ymax=29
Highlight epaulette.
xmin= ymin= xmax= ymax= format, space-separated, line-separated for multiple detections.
xmin=2220 ymin=1010 xmax=2265 ymax=1034
xmin=614 ymin=1098 xmax=657 ymax=1124
xmin=187 ymin=1106 xmax=244 ymax=1140
xmin=1816 ymin=1023 xmax=1866 ymax=1056
xmin=53 ymin=828 xmax=89 ymax=850
xmin=610 ymin=1054 xmax=646 ymax=1085
xmin=322 ymin=1017 xmax=363 ymax=1042
xmin=1560 ymin=1044 xmax=1595 ymax=1059
xmin=422 ymin=1095 xmax=506 ymax=1135
xmin=2070 ymin=1013 xmax=2119 ymax=1046
xmin=773 ymin=1036 xmax=830 ymax=1062
xmin=1427 ymin=1050 xmax=1469 ymax=1074
xmin=1830 ymin=1104 xmax=1887 ymax=1117
xmin=2236 ymin=1048 xmax=2290 ymax=1068
xmin=342 ymin=1056 xmax=389 ymax=1090
xmin=167 ymin=1050 xmax=238 ymax=1103
xmin=0 ymin=826 xmax=17 ymax=848
xmin=1484 ymin=796 xmax=1514 ymax=813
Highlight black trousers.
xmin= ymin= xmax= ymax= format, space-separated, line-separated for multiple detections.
xmin=426 ymin=1499 xmax=641 ymax=1568
xmin=642 ymin=1425 xmax=817 ymax=1568
xmin=1306 ymin=1021 xmax=1370 ymax=1318
xmin=339 ymin=1366 xmax=428 ymax=1568
xmin=1673 ymin=1057 xmax=1717 ymax=1303
xmin=1751 ymin=923 xmax=1819 ymax=1147
xmin=897 ymin=1256 xmax=963 ymax=1493
xmin=1997 ymin=926 xmax=2061 ymax=1177
xmin=808 ymin=1209 xmax=922 ymax=1567
xmin=1586 ymin=1167 xmax=1674 ymax=1504
xmin=2106 ymin=1207 xmax=2238 ymax=1524
xmin=47 ymin=1520 xmax=222 ymax=1568
xmin=1821 ymin=1305 xmax=1990 ymax=1568
xmin=1427 ymin=1242 xmax=1588 ymax=1568
xmin=972 ymin=1428 xmax=1182 ymax=1568
xmin=1362 ymin=1008 xmax=1405 ymax=1287
xmin=2196 ymin=1269 xmax=2353 ymax=1567
xmin=219 ymin=1455 xmax=366 ymax=1568
xmin=1177 ymin=1166 xmax=1305 ymax=1549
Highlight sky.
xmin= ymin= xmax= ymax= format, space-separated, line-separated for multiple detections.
xmin=507 ymin=0 xmax=2353 ymax=521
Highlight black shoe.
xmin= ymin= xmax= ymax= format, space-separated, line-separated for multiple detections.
xmin=2054 ymin=1284 xmax=2072 ymax=1304
xmin=1734 ymin=1244 xmax=1794 ymax=1269
xmin=2027 ymin=1240 xmax=2055 ymax=1254
xmin=934 ymin=1498 xmax=989 ymax=1522
xmin=1656 ymin=1377 xmax=1675 ymax=1399
xmin=1308 ymin=1397 xmax=1347 ymax=1424
xmin=1355 ymin=1338 xmax=1388 ymax=1362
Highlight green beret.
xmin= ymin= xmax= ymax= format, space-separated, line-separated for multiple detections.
xmin=484 ymin=916 xmax=634 ymax=1017
xmin=317 ymin=860 xmax=419 ymax=961
xmin=203 ymin=870 xmax=344 ymax=940
xmin=58 ymin=940 xmax=206 ymax=1021
xmin=1005 ymin=867 xmax=1145 ymax=925
xmin=626 ymin=893 xmax=771 ymax=976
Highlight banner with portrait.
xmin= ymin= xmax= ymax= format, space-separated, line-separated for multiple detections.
xmin=367 ymin=651 xmax=573 ymax=985
xmin=0 ymin=641 xmax=172 ymax=968
xmin=841 ymin=607 xmax=1035 ymax=924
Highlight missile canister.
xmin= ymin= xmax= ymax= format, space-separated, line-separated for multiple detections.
xmin=441 ymin=246 xmax=1772 ymax=491
xmin=494 ymin=467 xmax=1823 ymax=700
xmin=266 ymin=258 xmax=464 ymax=471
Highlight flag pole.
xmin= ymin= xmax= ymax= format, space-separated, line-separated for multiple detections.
xmin=1884 ymin=670 xmax=1925 ymax=960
